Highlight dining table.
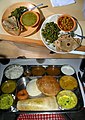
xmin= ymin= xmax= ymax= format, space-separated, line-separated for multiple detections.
xmin=0 ymin=0 xmax=85 ymax=58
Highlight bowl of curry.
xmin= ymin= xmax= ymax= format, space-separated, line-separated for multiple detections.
xmin=56 ymin=90 xmax=78 ymax=110
xmin=57 ymin=14 xmax=76 ymax=32
xmin=59 ymin=75 xmax=78 ymax=90
xmin=20 ymin=11 xmax=39 ymax=29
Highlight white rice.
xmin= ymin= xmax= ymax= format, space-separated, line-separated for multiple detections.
xmin=5 ymin=65 xmax=23 ymax=79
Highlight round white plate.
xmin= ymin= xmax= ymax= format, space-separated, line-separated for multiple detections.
xmin=40 ymin=14 xmax=83 ymax=54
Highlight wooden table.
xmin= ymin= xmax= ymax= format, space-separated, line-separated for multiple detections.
xmin=0 ymin=0 xmax=85 ymax=58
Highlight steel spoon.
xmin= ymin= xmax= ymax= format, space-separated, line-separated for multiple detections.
xmin=29 ymin=3 xmax=43 ymax=11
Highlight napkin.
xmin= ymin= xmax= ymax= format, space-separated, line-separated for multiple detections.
xmin=50 ymin=0 xmax=76 ymax=7
xmin=17 ymin=114 xmax=66 ymax=120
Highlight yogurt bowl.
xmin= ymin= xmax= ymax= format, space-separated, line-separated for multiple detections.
xmin=61 ymin=64 xmax=75 ymax=75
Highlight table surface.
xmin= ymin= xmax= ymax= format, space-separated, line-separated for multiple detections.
xmin=0 ymin=0 xmax=85 ymax=58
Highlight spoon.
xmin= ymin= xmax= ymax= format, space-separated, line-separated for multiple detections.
xmin=73 ymin=33 xmax=85 ymax=39
xmin=29 ymin=3 xmax=43 ymax=11
xmin=68 ymin=31 xmax=85 ymax=39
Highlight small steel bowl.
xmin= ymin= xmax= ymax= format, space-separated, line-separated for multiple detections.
xmin=61 ymin=64 xmax=75 ymax=75
xmin=56 ymin=90 xmax=78 ymax=110
xmin=0 ymin=93 xmax=14 ymax=110
xmin=31 ymin=66 xmax=46 ymax=76
xmin=46 ymin=65 xmax=61 ymax=76
xmin=1 ymin=80 xmax=16 ymax=94
xmin=4 ymin=64 xmax=24 ymax=80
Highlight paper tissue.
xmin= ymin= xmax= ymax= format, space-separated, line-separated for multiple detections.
xmin=50 ymin=0 xmax=75 ymax=7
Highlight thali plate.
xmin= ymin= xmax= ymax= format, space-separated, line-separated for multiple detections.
xmin=40 ymin=14 xmax=83 ymax=54
xmin=1 ymin=2 xmax=40 ymax=37
xmin=0 ymin=65 xmax=84 ymax=113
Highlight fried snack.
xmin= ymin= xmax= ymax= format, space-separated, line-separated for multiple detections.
xmin=17 ymin=89 xmax=28 ymax=100
xmin=17 ymin=96 xmax=58 ymax=111
xmin=55 ymin=34 xmax=81 ymax=52
xmin=36 ymin=76 xmax=60 ymax=96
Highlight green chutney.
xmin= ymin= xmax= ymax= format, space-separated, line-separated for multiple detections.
xmin=0 ymin=94 xmax=13 ymax=109
xmin=22 ymin=12 xmax=37 ymax=26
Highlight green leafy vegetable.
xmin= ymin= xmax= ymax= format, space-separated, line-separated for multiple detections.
xmin=42 ymin=22 xmax=60 ymax=43
xmin=9 ymin=6 xmax=28 ymax=20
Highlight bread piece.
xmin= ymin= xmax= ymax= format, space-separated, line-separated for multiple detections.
xmin=17 ymin=96 xmax=59 ymax=111
xmin=2 ymin=16 xmax=20 ymax=36
xmin=55 ymin=35 xmax=81 ymax=52
xmin=36 ymin=76 xmax=60 ymax=96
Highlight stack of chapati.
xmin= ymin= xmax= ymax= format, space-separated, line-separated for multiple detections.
xmin=55 ymin=34 xmax=81 ymax=52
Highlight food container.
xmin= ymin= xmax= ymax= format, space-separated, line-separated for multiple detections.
xmin=4 ymin=64 xmax=24 ymax=80
xmin=0 ymin=94 xmax=14 ymax=110
xmin=56 ymin=90 xmax=78 ymax=110
xmin=20 ymin=11 xmax=39 ymax=29
xmin=31 ymin=66 xmax=46 ymax=76
xmin=57 ymin=14 xmax=76 ymax=32
xmin=61 ymin=65 xmax=75 ymax=75
xmin=1 ymin=80 xmax=16 ymax=93
xmin=46 ymin=66 xmax=61 ymax=76
xmin=0 ymin=64 xmax=84 ymax=113
xmin=59 ymin=75 xmax=78 ymax=90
